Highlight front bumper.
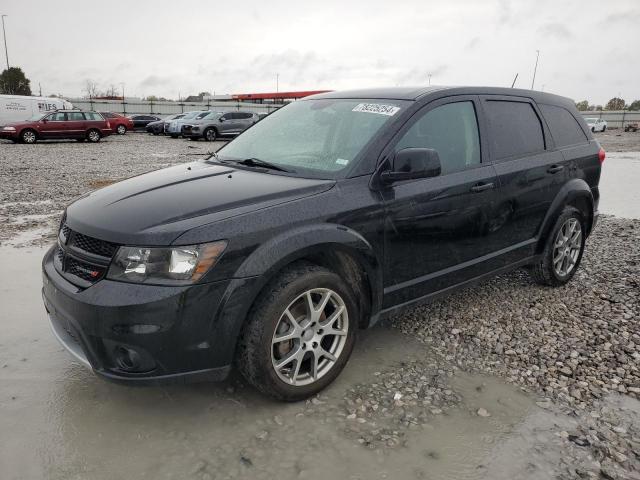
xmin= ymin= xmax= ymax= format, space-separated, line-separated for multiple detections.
xmin=41 ymin=245 xmax=255 ymax=385
xmin=0 ymin=130 xmax=18 ymax=140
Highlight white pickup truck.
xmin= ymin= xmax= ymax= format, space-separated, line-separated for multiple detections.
xmin=0 ymin=94 xmax=73 ymax=124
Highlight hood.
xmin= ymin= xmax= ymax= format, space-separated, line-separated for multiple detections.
xmin=65 ymin=160 xmax=335 ymax=245
xmin=2 ymin=120 xmax=36 ymax=127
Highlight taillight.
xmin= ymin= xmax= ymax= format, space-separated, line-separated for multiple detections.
xmin=598 ymin=148 xmax=606 ymax=164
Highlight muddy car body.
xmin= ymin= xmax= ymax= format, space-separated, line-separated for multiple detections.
xmin=43 ymin=86 xmax=603 ymax=400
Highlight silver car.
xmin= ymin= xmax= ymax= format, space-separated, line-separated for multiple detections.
xmin=183 ymin=111 xmax=259 ymax=141
xmin=166 ymin=111 xmax=210 ymax=137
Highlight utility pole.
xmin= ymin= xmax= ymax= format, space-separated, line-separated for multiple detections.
xmin=531 ymin=50 xmax=540 ymax=90
xmin=39 ymin=82 xmax=42 ymax=96
xmin=120 ymin=82 xmax=126 ymax=115
xmin=1 ymin=15 xmax=9 ymax=70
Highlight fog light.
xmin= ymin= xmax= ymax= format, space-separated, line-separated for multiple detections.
xmin=114 ymin=346 xmax=141 ymax=371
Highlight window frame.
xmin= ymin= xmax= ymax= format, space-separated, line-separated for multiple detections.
xmin=379 ymin=95 xmax=488 ymax=178
xmin=478 ymin=94 xmax=552 ymax=163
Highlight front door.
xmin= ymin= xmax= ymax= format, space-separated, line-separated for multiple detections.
xmin=380 ymin=96 xmax=500 ymax=308
xmin=38 ymin=112 xmax=67 ymax=138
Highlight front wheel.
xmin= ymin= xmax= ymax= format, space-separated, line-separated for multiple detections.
xmin=237 ymin=263 xmax=357 ymax=401
xmin=116 ymin=124 xmax=127 ymax=135
xmin=204 ymin=127 xmax=217 ymax=142
xmin=21 ymin=129 xmax=37 ymax=144
xmin=528 ymin=207 xmax=586 ymax=287
xmin=602 ymin=125 xmax=607 ymax=132
xmin=87 ymin=129 xmax=101 ymax=143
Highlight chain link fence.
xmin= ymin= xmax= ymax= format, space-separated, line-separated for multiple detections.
xmin=68 ymin=98 xmax=282 ymax=117
xmin=579 ymin=110 xmax=640 ymax=129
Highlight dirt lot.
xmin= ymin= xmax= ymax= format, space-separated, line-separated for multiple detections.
xmin=0 ymin=131 xmax=639 ymax=479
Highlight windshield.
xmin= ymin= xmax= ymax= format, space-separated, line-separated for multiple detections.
xmin=585 ymin=118 xmax=597 ymax=124
xmin=181 ymin=111 xmax=203 ymax=120
xmin=217 ymin=99 xmax=407 ymax=177
xmin=29 ymin=113 xmax=47 ymax=121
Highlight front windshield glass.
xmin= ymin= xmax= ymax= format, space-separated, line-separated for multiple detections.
xmin=216 ymin=99 xmax=408 ymax=177
xmin=585 ymin=118 xmax=597 ymax=124
xmin=181 ymin=111 xmax=202 ymax=120
xmin=29 ymin=113 xmax=47 ymax=121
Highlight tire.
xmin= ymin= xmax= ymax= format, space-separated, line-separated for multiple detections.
xmin=86 ymin=129 xmax=101 ymax=143
xmin=20 ymin=129 xmax=37 ymax=144
xmin=237 ymin=263 xmax=357 ymax=401
xmin=529 ymin=207 xmax=586 ymax=287
xmin=116 ymin=124 xmax=127 ymax=135
xmin=170 ymin=134 xmax=179 ymax=139
xmin=204 ymin=127 xmax=217 ymax=142
xmin=602 ymin=125 xmax=606 ymax=132
xmin=591 ymin=127 xmax=595 ymax=133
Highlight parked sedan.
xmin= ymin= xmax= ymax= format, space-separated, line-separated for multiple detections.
xmin=99 ymin=112 xmax=134 ymax=135
xmin=145 ymin=114 xmax=185 ymax=135
xmin=166 ymin=111 xmax=210 ymax=138
xmin=0 ymin=110 xmax=111 ymax=143
xmin=127 ymin=115 xmax=162 ymax=130
xmin=183 ymin=111 xmax=259 ymax=141
xmin=585 ymin=117 xmax=607 ymax=132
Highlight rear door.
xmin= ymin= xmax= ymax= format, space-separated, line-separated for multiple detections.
xmin=381 ymin=96 xmax=501 ymax=307
xmin=65 ymin=112 xmax=87 ymax=137
xmin=219 ymin=112 xmax=239 ymax=134
xmin=479 ymin=95 xmax=568 ymax=262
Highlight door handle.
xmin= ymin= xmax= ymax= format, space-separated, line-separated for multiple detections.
xmin=547 ymin=165 xmax=564 ymax=174
xmin=470 ymin=182 xmax=495 ymax=193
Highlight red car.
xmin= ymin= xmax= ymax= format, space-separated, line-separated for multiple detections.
xmin=100 ymin=112 xmax=134 ymax=135
xmin=0 ymin=110 xmax=112 ymax=144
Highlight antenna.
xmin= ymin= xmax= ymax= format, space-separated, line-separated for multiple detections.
xmin=511 ymin=73 xmax=518 ymax=88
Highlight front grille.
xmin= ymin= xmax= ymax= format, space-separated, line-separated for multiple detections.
xmin=55 ymin=224 xmax=119 ymax=287
xmin=71 ymin=231 xmax=117 ymax=257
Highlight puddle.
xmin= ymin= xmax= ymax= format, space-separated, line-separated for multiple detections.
xmin=0 ymin=246 xmax=593 ymax=479
xmin=599 ymin=151 xmax=640 ymax=219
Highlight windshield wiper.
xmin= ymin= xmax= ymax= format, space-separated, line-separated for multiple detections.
xmin=225 ymin=157 xmax=293 ymax=173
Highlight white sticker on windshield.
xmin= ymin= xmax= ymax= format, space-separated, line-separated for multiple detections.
xmin=352 ymin=103 xmax=400 ymax=116
xmin=336 ymin=158 xmax=349 ymax=165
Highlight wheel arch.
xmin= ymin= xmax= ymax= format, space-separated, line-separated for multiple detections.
xmin=210 ymin=224 xmax=383 ymax=366
xmin=536 ymin=178 xmax=595 ymax=253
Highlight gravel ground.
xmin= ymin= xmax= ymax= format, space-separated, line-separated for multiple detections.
xmin=393 ymin=215 xmax=640 ymax=478
xmin=1 ymin=130 xmax=639 ymax=478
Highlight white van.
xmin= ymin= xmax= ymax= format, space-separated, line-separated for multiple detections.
xmin=0 ymin=95 xmax=73 ymax=124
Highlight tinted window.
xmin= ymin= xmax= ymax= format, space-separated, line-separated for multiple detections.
xmin=102 ymin=112 xmax=115 ymax=118
xmin=195 ymin=112 xmax=210 ymax=119
xmin=485 ymin=100 xmax=545 ymax=160
xmin=85 ymin=112 xmax=103 ymax=121
xmin=68 ymin=112 xmax=85 ymax=121
xmin=540 ymin=104 xmax=588 ymax=147
xmin=238 ymin=113 xmax=253 ymax=119
xmin=395 ymin=101 xmax=481 ymax=175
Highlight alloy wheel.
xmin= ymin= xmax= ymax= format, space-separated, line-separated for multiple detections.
xmin=271 ymin=288 xmax=349 ymax=386
xmin=205 ymin=129 xmax=216 ymax=141
xmin=88 ymin=130 xmax=100 ymax=142
xmin=117 ymin=125 xmax=126 ymax=135
xmin=23 ymin=131 xmax=36 ymax=143
xmin=552 ymin=218 xmax=582 ymax=277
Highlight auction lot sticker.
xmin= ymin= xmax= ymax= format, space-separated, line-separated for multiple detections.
xmin=352 ymin=103 xmax=400 ymax=116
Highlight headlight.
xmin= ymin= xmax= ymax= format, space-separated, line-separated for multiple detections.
xmin=3 ymin=126 xmax=16 ymax=131
xmin=107 ymin=241 xmax=227 ymax=285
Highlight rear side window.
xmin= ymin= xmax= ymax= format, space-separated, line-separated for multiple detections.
xmin=539 ymin=104 xmax=588 ymax=147
xmin=395 ymin=101 xmax=481 ymax=175
xmin=68 ymin=112 xmax=85 ymax=121
xmin=484 ymin=100 xmax=545 ymax=160
xmin=85 ymin=112 xmax=103 ymax=121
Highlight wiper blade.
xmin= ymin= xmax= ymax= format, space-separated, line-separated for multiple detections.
xmin=229 ymin=157 xmax=293 ymax=173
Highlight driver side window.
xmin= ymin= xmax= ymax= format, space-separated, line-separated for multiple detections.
xmin=395 ymin=101 xmax=480 ymax=175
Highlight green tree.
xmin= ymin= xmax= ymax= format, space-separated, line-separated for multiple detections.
xmin=605 ymin=97 xmax=625 ymax=110
xmin=0 ymin=67 xmax=32 ymax=95
xmin=628 ymin=100 xmax=640 ymax=111
xmin=575 ymin=100 xmax=589 ymax=111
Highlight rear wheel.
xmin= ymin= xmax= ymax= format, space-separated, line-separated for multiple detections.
xmin=116 ymin=124 xmax=127 ymax=135
xmin=237 ymin=263 xmax=357 ymax=401
xmin=529 ymin=207 xmax=586 ymax=287
xmin=602 ymin=125 xmax=607 ymax=132
xmin=21 ymin=129 xmax=37 ymax=144
xmin=87 ymin=129 xmax=101 ymax=143
xmin=204 ymin=127 xmax=217 ymax=142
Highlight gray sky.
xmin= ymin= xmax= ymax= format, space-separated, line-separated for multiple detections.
xmin=4 ymin=0 xmax=638 ymax=104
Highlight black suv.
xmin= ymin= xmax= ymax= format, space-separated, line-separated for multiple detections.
xmin=42 ymin=87 xmax=603 ymax=400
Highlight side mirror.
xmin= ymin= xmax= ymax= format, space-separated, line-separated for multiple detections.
xmin=219 ymin=117 xmax=225 ymax=122
xmin=380 ymin=148 xmax=441 ymax=184
xmin=41 ymin=118 xmax=48 ymax=123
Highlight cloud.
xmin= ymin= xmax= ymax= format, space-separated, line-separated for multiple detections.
xmin=139 ymin=75 xmax=173 ymax=89
xmin=537 ymin=23 xmax=573 ymax=39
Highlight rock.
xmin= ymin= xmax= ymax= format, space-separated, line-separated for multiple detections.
xmin=476 ymin=408 xmax=491 ymax=417
xmin=255 ymin=430 xmax=268 ymax=440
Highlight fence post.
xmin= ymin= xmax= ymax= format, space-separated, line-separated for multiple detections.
xmin=150 ymin=99 xmax=153 ymax=115
xmin=621 ymin=109 xmax=626 ymax=130
xmin=122 ymin=97 xmax=126 ymax=115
